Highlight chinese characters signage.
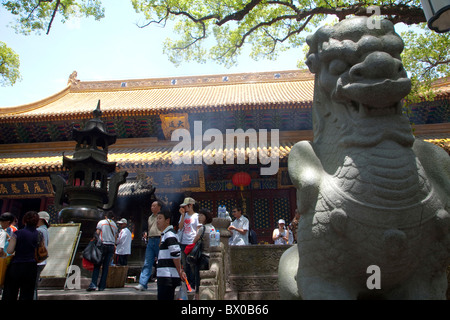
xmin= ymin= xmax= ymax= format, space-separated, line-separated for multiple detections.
xmin=160 ymin=113 xmax=190 ymax=140
xmin=0 ymin=177 xmax=54 ymax=198
xmin=131 ymin=166 xmax=205 ymax=192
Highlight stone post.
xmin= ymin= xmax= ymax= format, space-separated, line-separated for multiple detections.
xmin=212 ymin=217 xmax=236 ymax=299
xmin=212 ymin=217 xmax=231 ymax=249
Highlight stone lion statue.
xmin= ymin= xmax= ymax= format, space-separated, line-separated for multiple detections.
xmin=279 ymin=17 xmax=450 ymax=300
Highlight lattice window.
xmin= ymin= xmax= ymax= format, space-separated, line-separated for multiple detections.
xmin=46 ymin=204 xmax=59 ymax=224
xmin=273 ymin=197 xmax=291 ymax=224
xmin=253 ymin=198 xmax=270 ymax=229
xmin=197 ymin=199 xmax=214 ymax=212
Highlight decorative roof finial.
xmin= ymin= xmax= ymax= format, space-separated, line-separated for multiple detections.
xmin=93 ymin=100 xmax=102 ymax=119
xmin=67 ymin=71 xmax=80 ymax=86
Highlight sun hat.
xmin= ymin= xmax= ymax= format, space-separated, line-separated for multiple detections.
xmin=38 ymin=211 xmax=50 ymax=226
xmin=180 ymin=197 xmax=196 ymax=207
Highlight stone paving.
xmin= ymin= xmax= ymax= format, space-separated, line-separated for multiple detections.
xmin=37 ymin=283 xmax=159 ymax=300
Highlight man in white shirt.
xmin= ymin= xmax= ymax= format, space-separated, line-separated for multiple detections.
xmin=228 ymin=206 xmax=249 ymax=245
xmin=87 ymin=211 xmax=117 ymax=292
xmin=115 ymin=218 xmax=132 ymax=266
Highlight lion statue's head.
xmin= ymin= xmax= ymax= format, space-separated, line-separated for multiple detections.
xmin=305 ymin=17 xmax=414 ymax=148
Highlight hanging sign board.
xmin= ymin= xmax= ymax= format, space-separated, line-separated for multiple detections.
xmin=0 ymin=177 xmax=54 ymax=198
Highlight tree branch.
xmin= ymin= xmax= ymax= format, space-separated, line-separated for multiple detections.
xmin=137 ymin=9 xmax=169 ymax=28
xmin=139 ymin=1 xmax=427 ymax=60
xmin=214 ymin=2 xmax=426 ymax=26
xmin=46 ymin=0 xmax=61 ymax=35
xmin=237 ymin=13 xmax=298 ymax=47
xmin=267 ymin=0 xmax=301 ymax=14
xmin=24 ymin=0 xmax=62 ymax=35
xmin=168 ymin=8 xmax=220 ymax=24
xmin=173 ymin=28 xmax=207 ymax=50
xmin=216 ymin=0 xmax=265 ymax=26
xmin=27 ymin=0 xmax=53 ymax=21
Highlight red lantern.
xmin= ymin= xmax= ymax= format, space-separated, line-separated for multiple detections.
xmin=232 ymin=172 xmax=251 ymax=190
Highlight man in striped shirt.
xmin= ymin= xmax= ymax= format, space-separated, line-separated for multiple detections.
xmin=156 ymin=210 xmax=186 ymax=300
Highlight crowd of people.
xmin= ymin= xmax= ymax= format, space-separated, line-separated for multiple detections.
xmin=133 ymin=197 xmax=215 ymax=299
xmin=128 ymin=197 xmax=300 ymax=300
xmin=0 ymin=210 xmax=50 ymax=300
xmin=0 ymin=198 xmax=300 ymax=300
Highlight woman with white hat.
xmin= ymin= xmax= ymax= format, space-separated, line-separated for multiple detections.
xmin=272 ymin=219 xmax=289 ymax=245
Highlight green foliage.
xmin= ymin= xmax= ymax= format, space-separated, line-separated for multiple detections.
xmin=131 ymin=0 xmax=427 ymax=68
xmin=1 ymin=0 xmax=105 ymax=86
xmin=2 ymin=0 xmax=105 ymax=35
xmin=0 ymin=41 xmax=21 ymax=87
xmin=130 ymin=0 xmax=447 ymax=103
xmin=401 ymin=23 xmax=450 ymax=105
xmin=1 ymin=0 xmax=448 ymax=102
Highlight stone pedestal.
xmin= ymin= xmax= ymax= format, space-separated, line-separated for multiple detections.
xmin=199 ymin=245 xmax=226 ymax=300
xmin=227 ymin=244 xmax=291 ymax=300
xmin=212 ymin=218 xmax=231 ymax=242
xmin=197 ymin=218 xmax=232 ymax=300
xmin=212 ymin=217 xmax=231 ymax=282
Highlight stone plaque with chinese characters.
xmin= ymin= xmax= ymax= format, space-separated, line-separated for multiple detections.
xmin=0 ymin=177 xmax=54 ymax=198
xmin=128 ymin=166 xmax=205 ymax=192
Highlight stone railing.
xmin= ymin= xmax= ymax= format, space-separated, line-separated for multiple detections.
xmin=226 ymin=244 xmax=292 ymax=300
xmin=198 ymin=217 xmax=291 ymax=300
xmin=199 ymin=244 xmax=291 ymax=300
xmin=199 ymin=238 xmax=449 ymax=300
xmin=198 ymin=218 xmax=230 ymax=300
xmin=199 ymin=244 xmax=227 ymax=300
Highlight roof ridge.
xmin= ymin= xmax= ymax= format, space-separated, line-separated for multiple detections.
xmin=0 ymin=85 xmax=71 ymax=115
xmin=69 ymin=69 xmax=314 ymax=92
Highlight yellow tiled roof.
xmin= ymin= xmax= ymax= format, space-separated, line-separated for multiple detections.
xmin=3 ymin=138 xmax=449 ymax=175
xmin=431 ymin=76 xmax=450 ymax=94
xmin=0 ymin=135 xmax=304 ymax=175
xmin=0 ymin=125 xmax=449 ymax=175
xmin=0 ymin=70 xmax=314 ymax=122
xmin=0 ymin=70 xmax=448 ymax=124
xmin=424 ymin=138 xmax=450 ymax=154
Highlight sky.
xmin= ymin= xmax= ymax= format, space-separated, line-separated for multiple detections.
xmin=0 ymin=2 xmax=422 ymax=109
xmin=0 ymin=0 xmax=304 ymax=108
